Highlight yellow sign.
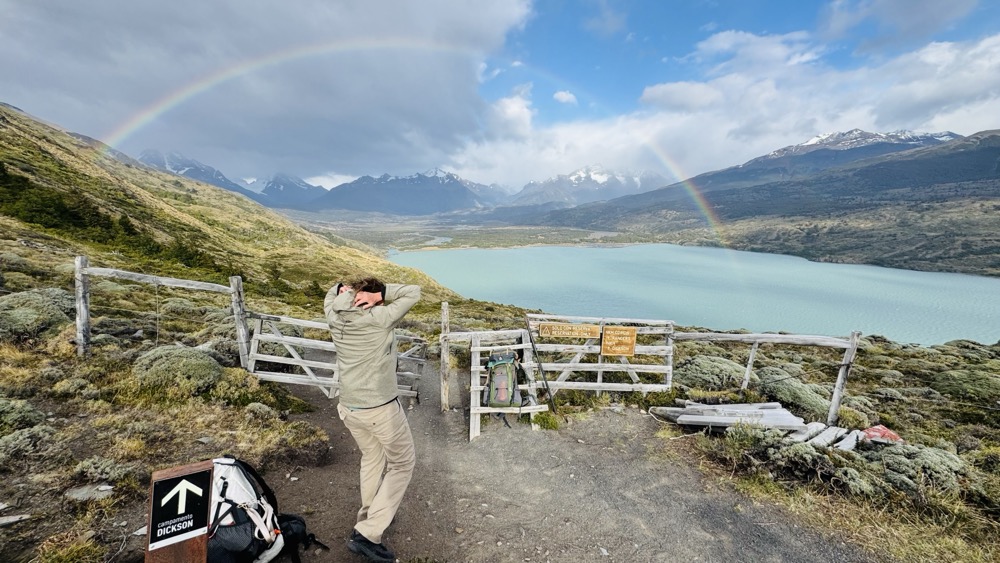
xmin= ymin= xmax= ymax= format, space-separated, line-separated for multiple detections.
xmin=601 ymin=326 xmax=637 ymax=356
xmin=538 ymin=322 xmax=602 ymax=338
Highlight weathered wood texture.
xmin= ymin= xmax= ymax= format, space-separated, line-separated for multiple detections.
xmin=440 ymin=301 xmax=450 ymax=411
xmin=74 ymin=256 xmax=90 ymax=357
xmin=246 ymin=314 xmax=425 ymax=400
xmin=807 ymin=426 xmax=848 ymax=447
xmin=654 ymin=402 xmax=806 ymax=431
xmin=785 ymin=421 xmax=827 ymax=443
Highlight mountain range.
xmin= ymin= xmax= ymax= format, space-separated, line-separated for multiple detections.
xmin=137 ymin=129 xmax=959 ymax=217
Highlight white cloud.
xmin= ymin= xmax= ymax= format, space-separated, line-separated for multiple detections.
xmin=553 ymin=90 xmax=578 ymax=105
xmin=446 ymin=31 xmax=1000 ymax=188
xmin=487 ymin=84 xmax=536 ymax=139
xmin=305 ymin=173 xmax=358 ymax=189
xmin=640 ymin=82 xmax=723 ymax=111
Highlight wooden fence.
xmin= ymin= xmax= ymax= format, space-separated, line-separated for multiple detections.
xmin=74 ymin=256 xmax=425 ymax=399
xmin=439 ymin=303 xmax=861 ymax=440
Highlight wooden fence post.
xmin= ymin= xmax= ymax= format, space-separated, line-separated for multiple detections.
xmin=827 ymin=331 xmax=861 ymax=425
xmin=440 ymin=301 xmax=450 ymax=412
xmin=229 ymin=276 xmax=250 ymax=369
xmin=741 ymin=341 xmax=760 ymax=390
xmin=74 ymin=256 xmax=90 ymax=357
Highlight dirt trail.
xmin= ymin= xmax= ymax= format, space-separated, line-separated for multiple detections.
xmin=266 ymin=361 xmax=880 ymax=563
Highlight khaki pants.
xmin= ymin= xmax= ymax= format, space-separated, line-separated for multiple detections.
xmin=337 ymin=399 xmax=415 ymax=543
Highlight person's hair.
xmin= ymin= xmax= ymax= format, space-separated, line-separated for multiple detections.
xmin=349 ymin=276 xmax=385 ymax=294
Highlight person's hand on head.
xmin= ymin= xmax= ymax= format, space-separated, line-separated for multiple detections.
xmin=338 ymin=284 xmax=352 ymax=295
xmin=353 ymin=290 xmax=383 ymax=310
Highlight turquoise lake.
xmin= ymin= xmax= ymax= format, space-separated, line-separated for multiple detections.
xmin=390 ymin=244 xmax=1000 ymax=346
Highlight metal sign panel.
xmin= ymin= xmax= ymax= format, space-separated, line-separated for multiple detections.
xmin=539 ymin=322 xmax=602 ymax=338
xmin=601 ymin=326 xmax=637 ymax=356
xmin=147 ymin=461 xmax=212 ymax=552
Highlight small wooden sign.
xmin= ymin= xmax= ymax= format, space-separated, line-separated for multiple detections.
xmin=601 ymin=326 xmax=637 ymax=356
xmin=539 ymin=322 xmax=602 ymax=338
xmin=146 ymin=460 xmax=213 ymax=563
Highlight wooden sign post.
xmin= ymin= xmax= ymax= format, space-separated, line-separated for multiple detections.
xmin=601 ymin=326 xmax=637 ymax=356
xmin=146 ymin=460 xmax=214 ymax=563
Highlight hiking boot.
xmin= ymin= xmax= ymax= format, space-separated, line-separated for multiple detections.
xmin=347 ymin=529 xmax=395 ymax=562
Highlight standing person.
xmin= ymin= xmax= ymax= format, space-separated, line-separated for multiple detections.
xmin=324 ymin=277 xmax=421 ymax=562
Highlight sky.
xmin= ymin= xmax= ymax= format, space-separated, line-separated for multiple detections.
xmin=2 ymin=0 xmax=999 ymax=190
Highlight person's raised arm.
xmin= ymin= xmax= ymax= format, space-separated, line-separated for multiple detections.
xmin=370 ymin=283 xmax=420 ymax=327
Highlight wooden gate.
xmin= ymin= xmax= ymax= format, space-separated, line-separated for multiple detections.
xmin=246 ymin=312 xmax=426 ymax=399
xmin=525 ymin=313 xmax=675 ymax=395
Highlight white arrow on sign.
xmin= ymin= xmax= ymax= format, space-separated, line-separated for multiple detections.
xmin=161 ymin=479 xmax=203 ymax=515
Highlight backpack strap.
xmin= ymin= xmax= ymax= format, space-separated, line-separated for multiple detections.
xmin=230 ymin=456 xmax=280 ymax=514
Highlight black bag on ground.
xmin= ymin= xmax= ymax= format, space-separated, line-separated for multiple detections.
xmin=276 ymin=513 xmax=330 ymax=563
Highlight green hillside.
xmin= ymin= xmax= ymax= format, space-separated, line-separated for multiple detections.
xmin=0 ymin=103 xmax=459 ymax=304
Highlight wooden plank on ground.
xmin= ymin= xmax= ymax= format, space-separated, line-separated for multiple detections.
xmin=676 ymin=414 xmax=806 ymax=431
xmin=648 ymin=407 xmax=685 ymax=422
xmin=785 ymin=421 xmax=827 ymax=443
xmin=683 ymin=401 xmax=783 ymax=410
xmin=807 ymin=426 xmax=847 ymax=447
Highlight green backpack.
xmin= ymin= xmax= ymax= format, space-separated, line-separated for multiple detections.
xmin=482 ymin=352 xmax=521 ymax=408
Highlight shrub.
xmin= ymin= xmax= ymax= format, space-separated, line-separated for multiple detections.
xmin=836 ymin=406 xmax=871 ymax=430
xmin=862 ymin=443 xmax=967 ymax=496
xmin=132 ymin=346 xmax=223 ymax=403
xmin=673 ymin=356 xmax=747 ymax=390
xmin=0 ymin=424 xmax=57 ymax=470
xmin=74 ymin=456 xmax=143 ymax=483
xmin=755 ymin=366 xmax=830 ymax=421
xmin=0 ymin=397 xmax=46 ymax=434
xmin=706 ymin=424 xmax=785 ymax=471
xmin=930 ymin=369 xmax=1000 ymax=403
xmin=0 ymin=288 xmax=74 ymax=342
xmin=51 ymin=377 xmax=91 ymax=397
xmin=245 ymin=402 xmax=278 ymax=423
xmin=532 ymin=411 xmax=559 ymax=430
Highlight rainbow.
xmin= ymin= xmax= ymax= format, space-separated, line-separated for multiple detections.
xmin=100 ymin=38 xmax=730 ymax=246
xmin=100 ymin=36 xmax=480 ymax=150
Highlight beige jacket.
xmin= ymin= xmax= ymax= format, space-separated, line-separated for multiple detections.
xmin=323 ymin=283 xmax=421 ymax=408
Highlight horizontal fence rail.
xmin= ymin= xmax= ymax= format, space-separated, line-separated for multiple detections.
xmin=246 ymin=312 xmax=426 ymax=400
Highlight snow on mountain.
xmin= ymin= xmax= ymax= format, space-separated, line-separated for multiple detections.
xmin=512 ymin=165 xmax=667 ymax=206
xmin=137 ymin=150 xmax=253 ymax=196
xmin=768 ymin=129 xmax=959 ymax=158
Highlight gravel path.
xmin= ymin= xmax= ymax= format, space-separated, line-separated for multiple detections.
xmin=269 ymin=363 xmax=881 ymax=563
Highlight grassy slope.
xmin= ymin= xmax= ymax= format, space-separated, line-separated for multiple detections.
xmin=0 ymin=104 xmax=459 ymax=303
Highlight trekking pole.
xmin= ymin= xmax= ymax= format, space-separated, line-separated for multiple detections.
xmin=524 ymin=317 xmax=559 ymax=418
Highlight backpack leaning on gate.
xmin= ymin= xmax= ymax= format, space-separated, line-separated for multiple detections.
xmin=482 ymin=351 xmax=522 ymax=408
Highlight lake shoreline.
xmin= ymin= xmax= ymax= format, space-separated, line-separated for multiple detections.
xmin=391 ymin=243 xmax=1000 ymax=347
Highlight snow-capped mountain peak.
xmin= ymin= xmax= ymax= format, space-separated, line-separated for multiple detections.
xmin=784 ymin=129 xmax=957 ymax=154
xmin=764 ymin=129 xmax=960 ymax=160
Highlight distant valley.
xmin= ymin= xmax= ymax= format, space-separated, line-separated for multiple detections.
xmin=137 ymin=127 xmax=1000 ymax=279
xmin=6 ymin=100 xmax=999 ymax=279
